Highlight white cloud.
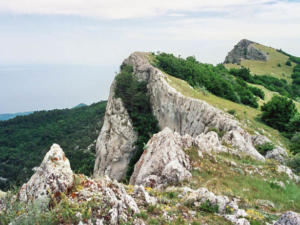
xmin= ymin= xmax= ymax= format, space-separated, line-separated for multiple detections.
xmin=0 ymin=0 xmax=273 ymax=19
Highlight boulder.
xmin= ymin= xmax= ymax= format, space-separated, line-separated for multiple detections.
xmin=277 ymin=165 xmax=300 ymax=182
xmin=275 ymin=211 xmax=300 ymax=225
xmin=130 ymin=128 xmax=192 ymax=188
xmin=194 ymin=131 xmax=227 ymax=154
xmin=266 ymin=147 xmax=288 ymax=164
xmin=18 ymin=144 xmax=73 ymax=203
xmin=132 ymin=185 xmax=157 ymax=206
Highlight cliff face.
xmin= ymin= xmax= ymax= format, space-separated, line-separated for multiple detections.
xmin=93 ymin=52 xmax=283 ymax=181
xmin=224 ymin=39 xmax=268 ymax=64
xmin=93 ymin=81 xmax=138 ymax=180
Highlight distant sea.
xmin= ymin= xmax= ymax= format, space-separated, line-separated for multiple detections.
xmin=0 ymin=64 xmax=115 ymax=114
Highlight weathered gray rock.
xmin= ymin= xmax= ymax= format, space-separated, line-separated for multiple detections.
xmin=275 ymin=211 xmax=300 ymax=225
xmin=124 ymin=52 xmax=265 ymax=161
xmin=132 ymin=185 xmax=157 ymax=206
xmin=224 ymin=39 xmax=268 ymax=64
xmin=266 ymin=147 xmax=288 ymax=164
xmin=182 ymin=187 xmax=250 ymax=225
xmin=93 ymin=80 xmax=138 ymax=181
xmin=194 ymin=131 xmax=227 ymax=154
xmin=18 ymin=144 xmax=73 ymax=203
xmin=277 ymin=165 xmax=300 ymax=182
xmin=130 ymin=128 xmax=192 ymax=188
xmin=68 ymin=175 xmax=139 ymax=225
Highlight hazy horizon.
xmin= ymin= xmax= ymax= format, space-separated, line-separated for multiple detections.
xmin=1 ymin=0 xmax=299 ymax=113
xmin=0 ymin=64 xmax=115 ymax=114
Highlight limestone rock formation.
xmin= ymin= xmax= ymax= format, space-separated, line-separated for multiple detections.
xmin=70 ymin=175 xmax=140 ymax=225
xmin=265 ymin=146 xmax=288 ymax=164
xmin=275 ymin=211 xmax=300 ymax=225
xmin=93 ymin=81 xmax=138 ymax=181
xmin=94 ymin=51 xmax=286 ymax=182
xmin=129 ymin=128 xmax=192 ymax=188
xmin=181 ymin=187 xmax=250 ymax=225
xmin=18 ymin=144 xmax=74 ymax=203
xmin=224 ymin=39 xmax=268 ymax=64
xmin=194 ymin=131 xmax=227 ymax=154
xmin=277 ymin=165 xmax=300 ymax=182
xmin=124 ymin=52 xmax=265 ymax=161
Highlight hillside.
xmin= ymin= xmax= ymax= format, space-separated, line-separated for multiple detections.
xmin=1 ymin=50 xmax=300 ymax=225
xmin=224 ymin=39 xmax=296 ymax=82
xmin=0 ymin=101 xmax=106 ymax=190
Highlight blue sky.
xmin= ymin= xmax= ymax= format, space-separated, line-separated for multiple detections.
xmin=0 ymin=0 xmax=300 ymax=113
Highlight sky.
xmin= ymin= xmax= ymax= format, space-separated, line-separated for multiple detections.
xmin=0 ymin=0 xmax=300 ymax=113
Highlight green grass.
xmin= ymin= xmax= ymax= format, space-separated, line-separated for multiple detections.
xmin=225 ymin=43 xmax=296 ymax=83
xmin=165 ymin=73 xmax=290 ymax=147
xmin=247 ymin=82 xmax=300 ymax=111
xmin=184 ymin=147 xmax=300 ymax=214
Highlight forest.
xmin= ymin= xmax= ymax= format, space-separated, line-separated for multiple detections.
xmin=0 ymin=101 xmax=107 ymax=190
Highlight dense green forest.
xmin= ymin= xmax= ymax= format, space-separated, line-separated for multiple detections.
xmin=154 ymin=53 xmax=262 ymax=108
xmin=0 ymin=101 xmax=106 ymax=190
xmin=115 ymin=64 xmax=159 ymax=181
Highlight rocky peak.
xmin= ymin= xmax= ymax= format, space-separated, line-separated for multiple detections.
xmin=18 ymin=143 xmax=74 ymax=203
xmin=224 ymin=39 xmax=268 ymax=64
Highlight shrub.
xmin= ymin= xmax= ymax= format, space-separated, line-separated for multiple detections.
xmin=255 ymin=142 xmax=275 ymax=155
xmin=227 ymin=109 xmax=236 ymax=115
xmin=290 ymin=133 xmax=300 ymax=154
xmin=261 ymin=95 xmax=297 ymax=131
xmin=277 ymin=63 xmax=281 ymax=67
xmin=288 ymin=154 xmax=300 ymax=174
xmin=286 ymin=60 xmax=292 ymax=66
xmin=155 ymin=53 xmax=259 ymax=108
xmin=199 ymin=200 xmax=219 ymax=213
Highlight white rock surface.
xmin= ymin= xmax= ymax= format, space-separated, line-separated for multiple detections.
xmin=277 ymin=165 xmax=300 ymax=182
xmin=275 ymin=211 xmax=300 ymax=225
xmin=266 ymin=147 xmax=288 ymax=164
xmin=132 ymin=185 xmax=157 ymax=206
xmin=18 ymin=144 xmax=74 ymax=203
xmin=181 ymin=187 xmax=250 ymax=225
xmin=93 ymin=80 xmax=138 ymax=181
xmin=68 ymin=175 xmax=139 ymax=225
xmin=124 ymin=52 xmax=265 ymax=161
xmin=194 ymin=131 xmax=227 ymax=154
xmin=130 ymin=128 xmax=192 ymax=188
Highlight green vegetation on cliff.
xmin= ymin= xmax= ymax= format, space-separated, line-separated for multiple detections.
xmin=115 ymin=64 xmax=159 ymax=181
xmin=155 ymin=53 xmax=261 ymax=108
xmin=0 ymin=101 xmax=106 ymax=190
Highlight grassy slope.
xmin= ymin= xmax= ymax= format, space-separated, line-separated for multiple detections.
xmin=165 ymin=73 xmax=290 ymax=148
xmin=225 ymin=43 xmax=296 ymax=82
xmin=247 ymin=82 xmax=300 ymax=111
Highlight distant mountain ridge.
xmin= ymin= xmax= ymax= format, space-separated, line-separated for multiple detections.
xmin=0 ymin=103 xmax=88 ymax=121
xmin=0 ymin=112 xmax=33 ymax=121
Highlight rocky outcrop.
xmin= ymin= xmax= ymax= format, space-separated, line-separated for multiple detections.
xmin=16 ymin=144 xmax=140 ymax=225
xmin=275 ymin=211 xmax=300 ymax=225
xmin=69 ymin=175 xmax=140 ymax=225
xmin=130 ymin=128 xmax=192 ymax=188
xmin=224 ymin=39 xmax=268 ymax=64
xmin=124 ymin=52 xmax=265 ymax=161
xmin=179 ymin=187 xmax=250 ymax=225
xmin=93 ymin=81 xmax=138 ymax=181
xmin=277 ymin=165 xmax=300 ymax=182
xmin=94 ymin=51 xmax=285 ymax=181
xmin=18 ymin=144 xmax=74 ymax=203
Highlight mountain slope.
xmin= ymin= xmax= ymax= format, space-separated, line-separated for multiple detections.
xmin=0 ymin=101 xmax=106 ymax=190
xmin=225 ymin=39 xmax=296 ymax=82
